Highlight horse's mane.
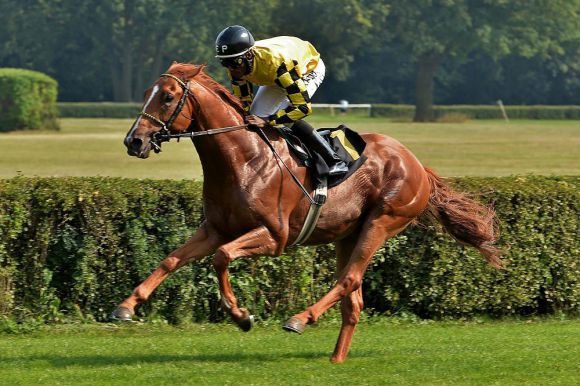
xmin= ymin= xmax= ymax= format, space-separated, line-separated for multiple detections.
xmin=166 ymin=62 xmax=246 ymax=117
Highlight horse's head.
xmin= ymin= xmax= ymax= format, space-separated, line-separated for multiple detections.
xmin=124 ymin=63 xmax=202 ymax=158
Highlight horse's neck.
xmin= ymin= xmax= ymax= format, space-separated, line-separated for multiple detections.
xmin=191 ymin=81 xmax=265 ymax=181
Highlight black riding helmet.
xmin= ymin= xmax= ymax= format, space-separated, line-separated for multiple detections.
xmin=215 ymin=25 xmax=255 ymax=59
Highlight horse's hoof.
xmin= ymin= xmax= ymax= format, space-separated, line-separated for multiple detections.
xmin=110 ymin=306 xmax=134 ymax=322
xmin=282 ymin=317 xmax=305 ymax=334
xmin=330 ymin=356 xmax=346 ymax=364
xmin=237 ymin=308 xmax=254 ymax=332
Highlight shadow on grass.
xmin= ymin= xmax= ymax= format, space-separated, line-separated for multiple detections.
xmin=0 ymin=350 xmax=379 ymax=368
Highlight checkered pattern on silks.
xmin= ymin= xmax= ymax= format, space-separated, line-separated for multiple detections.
xmin=230 ymin=76 xmax=254 ymax=112
xmin=267 ymin=60 xmax=312 ymax=125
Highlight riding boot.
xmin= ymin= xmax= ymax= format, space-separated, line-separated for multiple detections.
xmin=291 ymin=120 xmax=348 ymax=176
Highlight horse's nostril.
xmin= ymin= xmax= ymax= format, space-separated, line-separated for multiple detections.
xmin=131 ymin=138 xmax=143 ymax=150
xmin=126 ymin=137 xmax=143 ymax=155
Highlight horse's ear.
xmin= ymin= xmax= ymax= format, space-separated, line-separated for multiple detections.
xmin=165 ymin=61 xmax=179 ymax=73
xmin=191 ymin=64 xmax=206 ymax=77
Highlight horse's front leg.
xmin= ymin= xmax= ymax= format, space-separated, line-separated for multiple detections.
xmin=212 ymin=225 xmax=280 ymax=331
xmin=111 ymin=222 xmax=223 ymax=321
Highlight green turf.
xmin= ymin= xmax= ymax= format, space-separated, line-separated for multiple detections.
xmin=0 ymin=117 xmax=578 ymax=179
xmin=0 ymin=319 xmax=578 ymax=385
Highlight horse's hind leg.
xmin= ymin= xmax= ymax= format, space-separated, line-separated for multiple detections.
xmin=283 ymin=213 xmax=413 ymax=362
xmin=332 ymin=236 xmax=364 ymax=363
xmin=111 ymin=222 xmax=222 ymax=321
xmin=212 ymin=225 xmax=279 ymax=331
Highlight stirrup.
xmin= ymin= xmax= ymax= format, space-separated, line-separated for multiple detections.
xmin=329 ymin=161 xmax=348 ymax=176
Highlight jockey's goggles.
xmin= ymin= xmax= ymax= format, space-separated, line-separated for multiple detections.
xmin=219 ymin=56 xmax=244 ymax=68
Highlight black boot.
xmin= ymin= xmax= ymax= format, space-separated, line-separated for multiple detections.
xmin=291 ymin=120 xmax=348 ymax=176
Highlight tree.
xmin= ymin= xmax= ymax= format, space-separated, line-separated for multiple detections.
xmin=268 ymin=0 xmax=388 ymax=82
xmin=384 ymin=0 xmax=580 ymax=121
xmin=0 ymin=0 xmax=279 ymax=102
xmin=97 ymin=0 xmax=279 ymax=101
xmin=87 ymin=0 xmax=213 ymax=101
xmin=0 ymin=0 xmax=65 ymax=71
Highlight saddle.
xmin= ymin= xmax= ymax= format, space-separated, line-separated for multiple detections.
xmin=278 ymin=124 xmax=367 ymax=188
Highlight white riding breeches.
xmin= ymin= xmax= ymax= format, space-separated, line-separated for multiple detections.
xmin=249 ymin=59 xmax=326 ymax=118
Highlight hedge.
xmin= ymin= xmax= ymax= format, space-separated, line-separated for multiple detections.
xmin=0 ymin=68 xmax=59 ymax=132
xmin=57 ymin=102 xmax=141 ymax=118
xmin=0 ymin=176 xmax=577 ymax=324
xmin=56 ymin=102 xmax=580 ymax=120
xmin=370 ymin=104 xmax=580 ymax=120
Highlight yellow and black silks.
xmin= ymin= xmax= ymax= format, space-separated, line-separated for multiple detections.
xmin=228 ymin=36 xmax=320 ymax=124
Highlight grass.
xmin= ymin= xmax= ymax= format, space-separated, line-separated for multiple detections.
xmin=0 ymin=117 xmax=578 ymax=179
xmin=0 ymin=319 xmax=578 ymax=385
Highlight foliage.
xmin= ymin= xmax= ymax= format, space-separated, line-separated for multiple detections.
xmin=0 ymin=176 xmax=577 ymax=324
xmin=0 ymin=0 xmax=278 ymax=102
xmin=0 ymin=68 xmax=59 ymax=132
xmin=367 ymin=176 xmax=579 ymax=318
xmin=0 ymin=267 xmax=14 ymax=316
xmin=378 ymin=0 xmax=580 ymax=120
xmin=1 ymin=0 xmax=579 ymax=107
xmin=269 ymin=0 xmax=388 ymax=81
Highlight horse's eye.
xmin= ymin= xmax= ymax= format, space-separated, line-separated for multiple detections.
xmin=164 ymin=94 xmax=174 ymax=105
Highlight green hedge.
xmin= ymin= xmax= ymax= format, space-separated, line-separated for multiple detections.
xmin=57 ymin=102 xmax=141 ymax=118
xmin=0 ymin=176 xmax=577 ymax=324
xmin=370 ymin=104 xmax=580 ymax=120
xmin=0 ymin=68 xmax=59 ymax=131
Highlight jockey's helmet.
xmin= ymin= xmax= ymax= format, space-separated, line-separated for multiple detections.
xmin=215 ymin=25 xmax=255 ymax=59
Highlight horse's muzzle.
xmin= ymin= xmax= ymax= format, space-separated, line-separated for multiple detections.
xmin=125 ymin=136 xmax=150 ymax=158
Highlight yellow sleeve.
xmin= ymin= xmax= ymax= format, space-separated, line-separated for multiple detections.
xmin=228 ymin=72 xmax=253 ymax=112
xmin=267 ymin=60 xmax=312 ymax=125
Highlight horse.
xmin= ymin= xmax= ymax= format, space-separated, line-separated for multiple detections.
xmin=116 ymin=62 xmax=502 ymax=363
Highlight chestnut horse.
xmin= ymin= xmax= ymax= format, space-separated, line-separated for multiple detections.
xmin=116 ymin=62 xmax=502 ymax=363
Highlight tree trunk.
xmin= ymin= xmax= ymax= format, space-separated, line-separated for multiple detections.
xmin=133 ymin=35 xmax=165 ymax=101
xmin=133 ymin=49 xmax=144 ymax=102
xmin=414 ymin=55 xmax=442 ymax=122
xmin=110 ymin=59 xmax=121 ymax=101
xmin=150 ymin=38 xmax=165 ymax=83
xmin=118 ymin=0 xmax=135 ymax=102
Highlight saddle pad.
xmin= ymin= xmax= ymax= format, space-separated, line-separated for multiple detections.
xmin=317 ymin=124 xmax=367 ymax=188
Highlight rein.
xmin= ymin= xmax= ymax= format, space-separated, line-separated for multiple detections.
xmin=256 ymin=128 xmax=316 ymax=205
xmin=155 ymin=123 xmax=249 ymax=142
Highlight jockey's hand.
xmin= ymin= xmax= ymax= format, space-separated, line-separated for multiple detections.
xmin=245 ymin=115 xmax=268 ymax=129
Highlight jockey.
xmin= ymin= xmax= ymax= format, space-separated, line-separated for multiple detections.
xmin=215 ymin=25 xmax=348 ymax=176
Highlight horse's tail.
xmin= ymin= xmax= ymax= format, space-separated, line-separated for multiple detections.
xmin=422 ymin=167 xmax=503 ymax=268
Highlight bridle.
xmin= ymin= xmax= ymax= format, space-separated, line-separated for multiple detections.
xmin=137 ymin=73 xmax=248 ymax=153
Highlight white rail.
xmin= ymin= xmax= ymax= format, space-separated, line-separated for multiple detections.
xmin=312 ymin=103 xmax=372 ymax=116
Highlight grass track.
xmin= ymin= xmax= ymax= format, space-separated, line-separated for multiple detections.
xmin=1 ymin=320 xmax=579 ymax=385
xmin=0 ymin=117 xmax=578 ymax=179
